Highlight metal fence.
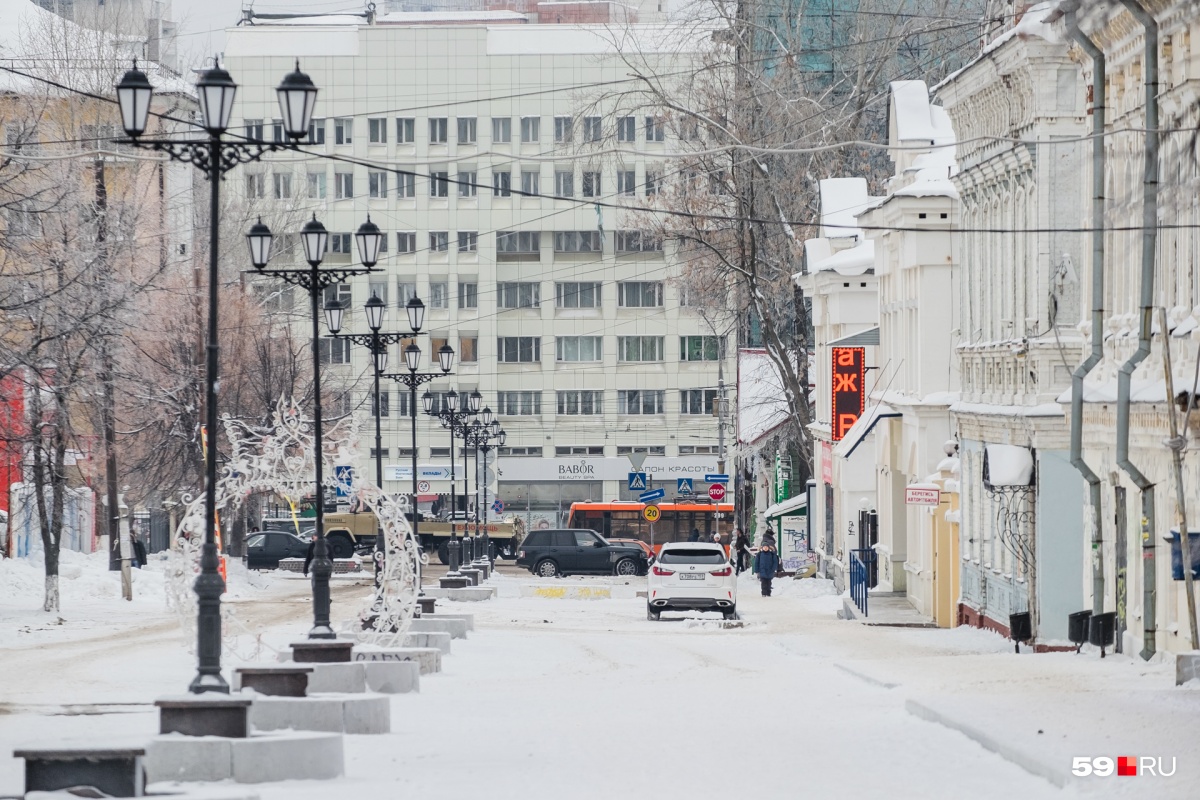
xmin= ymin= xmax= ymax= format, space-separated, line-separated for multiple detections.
xmin=850 ymin=547 xmax=876 ymax=617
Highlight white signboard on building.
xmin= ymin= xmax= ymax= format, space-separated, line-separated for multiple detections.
xmin=904 ymin=486 xmax=941 ymax=506
xmin=384 ymin=464 xmax=453 ymax=482
xmin=495 ymin=456 xmax=720 ymax=482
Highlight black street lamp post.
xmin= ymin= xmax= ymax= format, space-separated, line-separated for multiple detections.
xmin=464 ymin=412 xmax=504 ymax=563
xmin=115 ymin=59 xmax=319 ymax=692
xmin=247 ymin=215 xmax=381 ymax=638
xmin=427 ymin=391 xmax=478 ymax=572
xmin=384 ymin=300 xmax=454 ymax=586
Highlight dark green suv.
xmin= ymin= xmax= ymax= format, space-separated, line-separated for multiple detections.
xmin=516 ymin=529 xmax=647 ymax=578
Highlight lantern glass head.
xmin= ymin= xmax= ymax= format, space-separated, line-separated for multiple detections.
xmin=116 ymin=61 xmax=153 ymax=138
xmin=405 ymin=296 xmax=426 ymax=333
xmin=195 ymin=64 xmax=237 ymax=134
xmin=276 ymin=60 xmax=318 ymax=140
xmin=246 ymin=217 xmax=273 ymax=269
xmin=438 ymin=343 xmax=455 ymax=373
xmin=300 ymin=214 xmax=327 ymax=265
xmin=498 ymin=429 xmax=507 ymax=446
xmin=481 ymin=406 xmax=494 ymax=427
xmin=488 ymin=419 xmax=501 ymax=437
xmin=468 ymin=389 xmax=482 ymax=414
xmin=446 ymin=389 xmax=459 ymax=413
xmin=404 ymin=343 xmax=421 ymax=372
xmin=365 ymin=292 xmax=385 ymax=331
xmin=374 ymin=349 xmax=388 ymax=374
xmin=323 ymin=300 xmax=344 ymax=334
xmin=355 ymin=216 xmax=383 ymax=268
xmin=421 ymin=390 xmax=434 ymax=414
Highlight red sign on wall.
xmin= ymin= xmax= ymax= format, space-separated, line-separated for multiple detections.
xmin=830 ymin=346 xmax=865 ymax=442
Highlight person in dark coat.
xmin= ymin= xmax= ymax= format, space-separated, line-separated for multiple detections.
xmin=734 ymin=528 xmax=751 ymax=574
xmin=131 ymin=530 xmax=148 ymax=569
xmin=303 ymin=534 xmax=319 ymax=577
xmin=753 ymin=544 xmax=780 ymax=597
xmin=687 ymin=528 xmax=700 ymax=542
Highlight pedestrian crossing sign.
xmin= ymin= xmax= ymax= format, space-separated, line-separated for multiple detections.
xmin=628 ymin=472 xmax=647 ymax=490
xmin=677 ymin=478 xmax=694 ymax=494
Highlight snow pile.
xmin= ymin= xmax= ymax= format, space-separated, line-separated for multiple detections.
xmin=776 ymin=576 xmax=838 ymax=599
xmin=818 ymin=177 xmax=881 ymax=240
xmin=0 ymin=550 xmax=166 ymax=607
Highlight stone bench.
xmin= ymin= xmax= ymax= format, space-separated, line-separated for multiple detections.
xmin=353 ymin=646 xmax=441 ymax=676
xmin=156 ymin=695 xmax=253 ymax=738
xmin=420 ymin=612 xmax=474 ymax=632
xmin=291 ymin=640 xmax=354 ymax=663
xmin=250 ymin=694 xmax=390 ymax=735
xmin=439 ymin=575 xmax=471 ymax=589
xmin=403 ymin=630 xmax=451 ymax=654
xmin=144 ymin=730 xmax=342 ymax=784
xmin=409 ymin=616 xmax=468 ymax=639
xmin=14 ymin=745 xmax=144 ymax=797
xmin=417 ymin=596 xmax=437 ymax=614
xmin=233 ymin=666 xmax=312 ymax=697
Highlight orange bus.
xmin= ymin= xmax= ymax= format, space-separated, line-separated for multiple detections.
xmin=566 ymin=501 xmax=735 ymax=552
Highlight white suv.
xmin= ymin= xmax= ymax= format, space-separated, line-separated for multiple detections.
xmin=646 ymin=542 xmax=737 ymax=620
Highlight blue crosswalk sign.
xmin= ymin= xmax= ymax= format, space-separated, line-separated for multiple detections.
xmin=628 ymin=472 xmax=647 ymax=491
xmin=677 ymin=478 xmax=694 ymax=494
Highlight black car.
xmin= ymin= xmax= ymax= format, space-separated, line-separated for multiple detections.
xmin=245 ymin=530 xmax=310 ymax=569
xmin=516 ymin=529 xmax=647 ymax=578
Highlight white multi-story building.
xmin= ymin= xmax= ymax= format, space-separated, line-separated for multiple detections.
xmin=36 ymin=0 xmax=178 ymax=68
xmin=223 ymin=15 xmax=730 ymax=529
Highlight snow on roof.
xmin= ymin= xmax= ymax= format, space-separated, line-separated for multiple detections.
xmin=984 ymin=444 xmax=1034 ymax=487
xmin=891 ymin=80 xmax=939 ymax=142
xmin=764 ymin=493 xmax=807 ymax=520
xmin=819 ymin=177 xmax=879 ymax=239
xmin=932 ymin=2 xmax=1063 ymax=93
xmin=882 ymin=81 xmax=959 ymax=199
xmin=737 ymin=349 xmax=792 ymax=445
xmin=807 ymin=239 xmax=875 ymax=276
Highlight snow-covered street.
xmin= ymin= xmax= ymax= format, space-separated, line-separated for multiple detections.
xmin=1 ymin=555 xmax=1197 ymax=799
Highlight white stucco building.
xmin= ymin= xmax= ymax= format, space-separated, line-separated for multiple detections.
xmin=222 ymin=15 xmax=730 ymax=528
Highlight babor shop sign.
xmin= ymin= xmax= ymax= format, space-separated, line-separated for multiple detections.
xmin=498 ymin=457 xmax=720 ymax=482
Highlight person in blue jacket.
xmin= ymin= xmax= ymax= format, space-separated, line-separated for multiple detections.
xmin=753 ymin=543 xmax=780 ymax=597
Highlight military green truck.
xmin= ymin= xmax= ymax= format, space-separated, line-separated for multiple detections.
xmin=317 ymin=511 xmax=524 ymax=561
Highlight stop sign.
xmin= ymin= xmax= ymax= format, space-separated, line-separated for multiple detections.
xmin=708 ymin=483 xmax=726 ymax=501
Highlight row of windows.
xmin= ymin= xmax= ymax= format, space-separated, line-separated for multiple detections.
xmin=252 ymin=167 xmax=663 ymax=201
xmin=319 ymin=334 xmax=725 ymax=366
xmin=264 ymin=229 xmax=661 ymax=259
xmin=365 ymin=390 xmax=719 ymax=418
xmin=313 ymin=281 xmax=672 ymax=312
xmin=246 ymin=115 xmax=669 ymax=147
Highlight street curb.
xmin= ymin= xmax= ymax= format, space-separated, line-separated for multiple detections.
xmin=904 ymin=699 xmax=1068 ymax=788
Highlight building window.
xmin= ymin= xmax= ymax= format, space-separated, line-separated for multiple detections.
xmin=583 ymin=116 xmax=602 ymax=142
xmin=496 ymin=231 xmax=540 ymax=255
xmin=553 ymin=231 xmax=602 ymax=253
xmin=319 ymin=337 xmax=351 ymax=365
xmin=252 ymin=283 xmax=294 ymax=312
xmin=680 ymin=389 xmax=718 ymax=415
xmin=429 ymin=282 xmax=448 ymax=308
xmin=618 ymin=281 xmax=663 ymax=308
xmin=245 ymin=173 xmax=265 ymax=199
xmin=372 ymin=391 xmax=390 ymax=417
xmin=368 ymin=171 xmax=388 ymax=198
xmin=498 ymin=391 xmax=542 ymax=415
xmin=458 ymin=231 xmax=478 ymax=252
xmin=680 ymin=335 xmax=726 ymax=361
xmin=244 ymin=119 xmax=264 ymax=141
xmin=397 ymin=171 xmax=416 ymax=198
xmin=520 ymin=116 xmax=540 ymax=143
xmin=615 ymin=231 xmax=663 ymax=252
xmin=679 ymin=445 xmax=719 ymax=454
xmin=497 ymin=337 xmax=541 ymax=362
xmin=430 ymin=171 xmax=449 ymax=197
xmin=500 ymin=446 xmax=543 ymax=456
xmin=645 ymin=116 xmax=665 ymax=142
xmin=556 ymin=392 xmax=603 ymax=416
xmin=334 ymin=118 xmax=353 ymax=145
xmin=491 ymin=117 xmax=511 ymax=143
xmin=618 ymin=336 xmax=664 ymax=362
xmin=459 ymin=171 xmax=477 ymax=197
xmin=271 ymin=119 xmax=285 ymax=143
xmin=617 ymin=445 xmax=666 ymax=456
xmin=334 ymin=171 xmax=354 ymax=199
xmin=429 ymin=118 xmax=448 ymax=144
xmin=492 ymin=170 xmax=512 ymax=197
xmin=370 ymin=448 xmax=390 ymax=459
xmin=368 ymin=118 xmax=387 ymax=143
xmin=521 ymin=169 xmax=540 ymax=196
xmin=556 ymin=445 xmax=605 ymax=455
xmin=556 ymin=336 xmax=603 ymax=362
xmin=396 ymin=233 xmax=416 ymax=253
xmin=397 ymin=281 xmax=417 ymax=304
xmin=618 ymin=390 xmax=665 ymax=415
xmin=329 ymin=233 xmax=353 ymax=255
xmin=272 ymin=172 xmax=292 ymax=199
xmin=617 ymin=170 xmax=636 ymax=196
xmin=458 ymin=282 xmax=478 ymax=308
xmin=307 ymin=172 xmax=327 ymax=198
xmin=582 ymin=171 xmax=601 ymax=197
xmin=645 ymin=171 xmax=660 ymax=196
xmin=396 ymin=117 xmax=415 ymax=144
xmin=369 ymin=280 xmax=389 ymax=306
xmin=616 ymin=116 xmax=635 ymax=142
xmin=554 ymin=170 xmax=574 ymax=198
xmin=307 ymin=119 xmax=326 ymax=145
xmin=555 ymin=282 xmax=601 ymax=308
xmin=457 ymin=117 xmax=477 ymax=144
xmin=459 ymin=336 xmax=479 ymax=362
xmin=498 ymin=282 xmax=541 ymax=308
xmin=554 ymin=116 xmax=573 ymax=143
xmin=429 ymin=232 xmax=449 ymax=252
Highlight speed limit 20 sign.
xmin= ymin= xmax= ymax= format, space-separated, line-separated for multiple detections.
xmin=642 ymin=504 xmax=661 ymax=522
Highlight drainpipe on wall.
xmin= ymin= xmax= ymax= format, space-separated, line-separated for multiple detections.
xmin=1115 ymin=0 xmax=1159 ymax=661
xmin=1067 ymin=10 xmax=1107 ymax=619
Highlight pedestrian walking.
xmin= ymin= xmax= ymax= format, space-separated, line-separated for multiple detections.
xmin=753 ymin=543 xmax=780 ymax=597
xmin=688 ymin=528 xmax=700 ymax=542
xmin=303 ymin=534 xmax=319 ymax=577
xmin=710 ymin=530 xmax=722 ymax=545
xmin=734 ymin=528 xmax=750 ymax=574
xmin=131 ymin=529 xmax=148 ymax=569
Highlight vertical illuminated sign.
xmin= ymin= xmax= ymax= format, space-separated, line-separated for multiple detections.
xmin=830 ymin=346 xmax=865 ymax=442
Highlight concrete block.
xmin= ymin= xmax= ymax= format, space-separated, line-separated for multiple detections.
xmin=251 ymin=695 xmax=344 ymax=733
xmin=439 ymin=576 xmax=471 ymax=589
xmin=305 ymin=662 xmax=367 ymax=694
xmin=409 ymin=617 xmax=468 ymax=639
xmin=421 ymin=612 xmax=474 ymax=631
xmin=1177 ymin=652 xmax=1200 ymax=686
xmin=403 ymin=630 xmax=452 ymax=654
xmin=362 ymin=660 xmax=421 ymax=693
xmin=231 ymin=731 xmax=343 ymax=783
xmin=353 ymin=647 xmax=441 ymax=675
xmin=423 ymin=585 xmax=495 ymax=601
xmin=144 ymin=736 xmax=232 ymax=783
xmin=341 ymin=695 xmax=391 ymax=734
